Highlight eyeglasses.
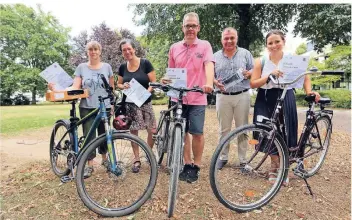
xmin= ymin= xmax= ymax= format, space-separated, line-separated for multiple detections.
xmin=183 ymin=24 xmax=199 ymax=30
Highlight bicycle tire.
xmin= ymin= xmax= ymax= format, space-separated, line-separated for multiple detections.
xmin=167 ymin=125 xmax=182 ymax=218
xmin=166 ymin=122 xmax=175 ymax=172
xmin=49 ymin=120 xmax=73 ymax=177
xmin=156 ymin=117 xmax=170 ymax=165
xmin=303 ymin=115 xmax=332 ymax=177
xmin=209 ymin=124 xmax=289 ymax=213
xmin=76 ymin=132 xmax=158 ymax=217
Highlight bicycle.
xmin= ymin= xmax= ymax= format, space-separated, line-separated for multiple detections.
xmin=49 ymin=74 xmax=158 ymax=217
xmin=149 ymin=82 xmax=204 ymax=218
xmin=209 ymin=68 xmax=343 ymax=212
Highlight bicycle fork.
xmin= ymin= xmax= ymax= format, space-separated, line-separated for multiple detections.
xmin=104 ymin=118 xmax=123 ymax=177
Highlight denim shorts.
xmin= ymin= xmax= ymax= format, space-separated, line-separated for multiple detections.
xmin=173 ymin=103 xmax=206 ymax=135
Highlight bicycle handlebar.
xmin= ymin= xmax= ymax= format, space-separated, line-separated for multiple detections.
xmin=149 ymin=82 xmax=204 ymax=94
xmin=268 ymin=68 xmax=344 ymax=87
xmin=321 ymin=70 xmax=344 ymax=75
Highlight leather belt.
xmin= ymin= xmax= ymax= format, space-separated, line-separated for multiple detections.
xmin=217 ymin=89 xmax=249 ymax=95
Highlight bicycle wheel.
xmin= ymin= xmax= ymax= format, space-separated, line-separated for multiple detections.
xmin=76 ymin=132 xmax=158 ymax=217
xmin=167 ymin=125 xmax=182 ymax=218
xmin=303 ymin=115 xmax=332 ymax=177
xmin=155 ymin=117 xmax=170 ymax=165
xmin=209 ymin=124 xmax=289 ymax=212
xmin=166 ymin=121 xmax=175 ymax=172
xmin=50 ymin=120 xmax=73 ymax=177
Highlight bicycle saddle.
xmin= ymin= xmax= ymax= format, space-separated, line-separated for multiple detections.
xmin=318 ymin=98 xmax=331 ymax=104
xmin=67 ymin=90 xmax=84 ymax=95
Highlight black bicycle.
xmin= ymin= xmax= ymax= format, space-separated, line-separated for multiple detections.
xmin=49 ymin=74 xmax=158 ymax=217
xmin=150 ymin=82 xmax=203 ymax=218
xmin=209 ymin=68 xmax=343 ymax=212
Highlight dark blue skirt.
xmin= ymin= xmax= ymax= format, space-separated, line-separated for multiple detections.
xmin=253 ymin=88 xmax=298 ymax=153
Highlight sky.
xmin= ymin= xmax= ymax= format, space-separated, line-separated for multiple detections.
xmin=2 ymin=0 xmax=347 ymax=53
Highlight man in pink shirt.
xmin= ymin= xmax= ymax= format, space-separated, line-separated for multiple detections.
xmin=166 ymin=12 xmax=215 ymax=183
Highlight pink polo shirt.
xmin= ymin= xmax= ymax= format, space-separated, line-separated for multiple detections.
xmin=168 ymin=38 xmax=215 ymax=105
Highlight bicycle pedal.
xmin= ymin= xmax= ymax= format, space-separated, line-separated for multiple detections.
xmin=152 ymin=134 xmax=158 ymax=140
xmin=60 ymin=175 xmax=75 ymax=183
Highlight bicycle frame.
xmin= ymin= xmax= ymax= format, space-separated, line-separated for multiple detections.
xmin=255 ymin=72 xmax=334 ymax=165
xmin=54 ymin=96 xmax=119 ymax=174
xmin=155 ymin=94 xmax=187 ymax=167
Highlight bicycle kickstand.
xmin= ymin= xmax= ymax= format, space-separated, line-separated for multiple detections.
xmin=302 ymin=178 xmax=314 ymax=197
xmin=293 ymin=161 xmax=314 ymax=197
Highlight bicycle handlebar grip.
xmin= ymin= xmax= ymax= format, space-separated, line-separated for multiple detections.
xmin=321 ymin=70 xmax=344 ymax=75
xmin=149 ymin=82 xmax=162 ymax=87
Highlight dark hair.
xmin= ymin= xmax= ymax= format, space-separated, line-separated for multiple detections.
xmin=119 ymin=38 xmax=136 ymax=51
xmin=265 ymin=30 xmax=285 ymax=44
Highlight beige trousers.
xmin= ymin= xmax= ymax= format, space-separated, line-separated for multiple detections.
xmin=216 ymin=91 xmax=250 ymax=163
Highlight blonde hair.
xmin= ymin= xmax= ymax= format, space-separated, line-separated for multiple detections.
xmin=85 ymin=40 xmax=102 ymax=52
xmin=183 ymin=12 xmax=200 ymax=25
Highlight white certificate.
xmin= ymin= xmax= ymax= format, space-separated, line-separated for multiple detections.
xmin=123 ymin=78 xmax=151 ymax=107
xmin=39 ymin=62 xmax=73 ymax=90
xmin=165 ymin=68 xmax=187 ymax=98
xmin=279 ymin=55 xmax=309 ymax=88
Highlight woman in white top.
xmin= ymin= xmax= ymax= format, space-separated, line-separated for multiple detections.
xmin=250 ymin=30 xmax=320 ymax=186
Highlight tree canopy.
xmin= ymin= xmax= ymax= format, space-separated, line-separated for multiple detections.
xmin=70 ymin=23 xmax=146 ymax=75
xmin=131 ymin=4 xmax=297 ymax=55
xmin=293 ymin=4 xmax=351 ymax=52
xmin=0 ymin=4 xmax=71 ymax=104
xmin=295 ymin=43 xmax=307 ymax=55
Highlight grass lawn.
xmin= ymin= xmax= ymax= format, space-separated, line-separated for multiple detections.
xmin=0 ymin=103 xmax=72 ymax=134
xmin=0 ymin=104 xmax=165 ymax=135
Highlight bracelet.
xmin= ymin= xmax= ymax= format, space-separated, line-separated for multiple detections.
xmin=266 ymin=74 xmax=272 ymax=84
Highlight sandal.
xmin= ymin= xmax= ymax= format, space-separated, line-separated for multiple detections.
xmin=132 ymin=161 xmax=141 ymax=173
xmin=268 ymin=172 xmax=277 ymax=184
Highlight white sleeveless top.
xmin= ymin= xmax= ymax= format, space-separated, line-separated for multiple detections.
xmin=260 ymin=53 xmax=292 ymax=90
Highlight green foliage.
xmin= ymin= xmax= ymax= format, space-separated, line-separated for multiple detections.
xmin=0 ymin=4 xmax=71 ymax=104
xmin=152 ymin=96 xmax=169 ymax=105
xmin=138 ymin=35 xmax=171 ymax=80
xmin=295 ymin=43 xmax=307 ymax=55
xmin=295 ymin=89 xmax=351 ymax=109
xmin=307 ymin=58 xmax=340 ymax=86
xmin=325 ymin=45 xmax=351 ymax=80
xmin=131 ymin=4 xmax=297 ymax=52
xmin=294 ymin=4 xmax=351 ymax=52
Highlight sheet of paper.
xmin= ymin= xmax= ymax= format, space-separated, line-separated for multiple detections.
xmin=279 ymin=55 xmax=309 ymax=88
xmin=165 ymin=68 xmax=187 ymax=98
xmin=221 ymin=68 xmax=245 ymax=91
xmin=39 ymin=62 xmax=73 ymax=90
xmin=123 ymin=78 xmax=151 ymax=107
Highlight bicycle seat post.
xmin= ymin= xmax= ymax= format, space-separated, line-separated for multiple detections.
xmin=70 ymin=100 xmax=77 ymax=118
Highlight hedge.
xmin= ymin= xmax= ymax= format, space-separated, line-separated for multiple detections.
xmin=295 ymin=89 xmax=351 ymax=109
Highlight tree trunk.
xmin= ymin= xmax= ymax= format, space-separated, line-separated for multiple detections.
xmin=31 ymin=87 xmax=37 ymax=105
xmin=236 ymin=4 xmax=251 ymax=50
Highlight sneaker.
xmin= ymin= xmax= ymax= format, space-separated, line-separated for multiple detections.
xmin=179 ymin=164 xmax=192 ymax=181
xmin=84 ymin=166 xmax=94 ymax=179
xmin=186 ymin=164 xmax=200 ymax=183
xmin=240 ymin=163 xmax=249 ymax=174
